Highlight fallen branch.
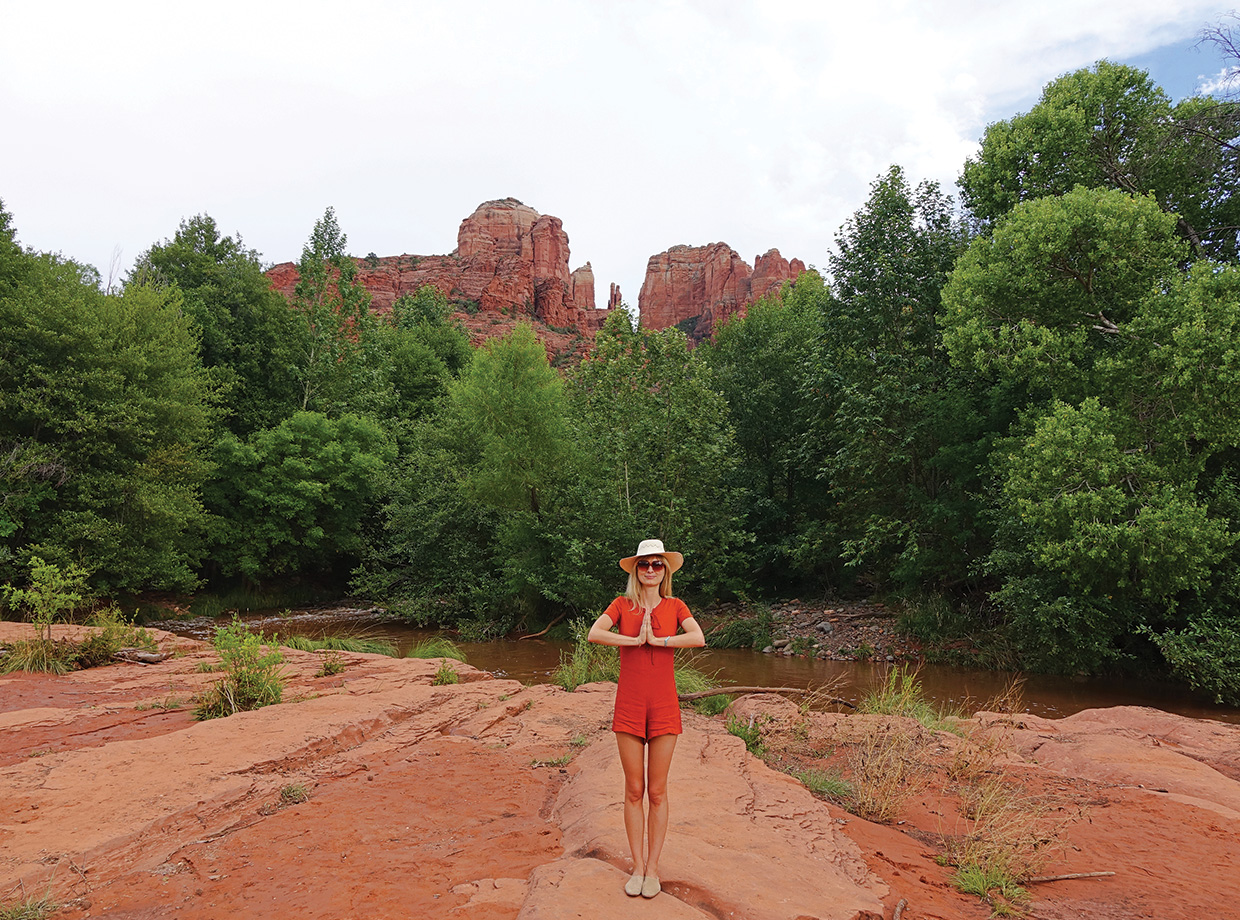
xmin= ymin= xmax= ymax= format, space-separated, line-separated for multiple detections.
xmin=894 ymin=898 xmax=908 ymax=920
xmin=518 ymin=611 xmax=569 ymax=641
xmin=112 ymin=648 xmax=169 ymax=665
xmin=677 ymin=686 xmax=856 ymax=708
xmin=1026 ymin=871 xmax=1115 ymax=884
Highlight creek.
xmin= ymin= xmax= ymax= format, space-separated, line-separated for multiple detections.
xmin=150 ymin=605 xmax=1240 ymax=725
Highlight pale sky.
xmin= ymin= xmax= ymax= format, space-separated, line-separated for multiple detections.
xmin=1 ymin=1 xmax=1234 ymax=309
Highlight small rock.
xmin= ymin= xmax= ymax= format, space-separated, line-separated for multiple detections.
xmin=815 ymin=621 xmax=834 ymax=635
xmin=772 ymin=638 xmax=791 ymax=649
xmin=761 ymin=646 xmax=774 ymax=654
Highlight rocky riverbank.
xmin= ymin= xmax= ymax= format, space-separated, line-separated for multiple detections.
xmin=2 ymin=622 xmax=1238 ymax=919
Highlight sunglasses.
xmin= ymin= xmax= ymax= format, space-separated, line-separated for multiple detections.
xmin=635 ymin=559 xmax=666 ymax=571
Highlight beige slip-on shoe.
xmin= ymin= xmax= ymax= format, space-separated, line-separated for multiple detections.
xmin=641 ymin=876 xmax=661 ymax=898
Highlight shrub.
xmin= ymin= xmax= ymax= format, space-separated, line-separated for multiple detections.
xmin=0 ymin=557 xmax=91 ymax=674
xmin=75 ymin=607 xmax=157 ymax=668
xmin=194 ymin=618 xmax=286 ymax=719
xmin=846 ymin=722 xmax=925 ymax=822
xmin=1147 ymin=617 xmax=1240 ymax=705
xmin=431 ymin=659 xmax=459 ymax=685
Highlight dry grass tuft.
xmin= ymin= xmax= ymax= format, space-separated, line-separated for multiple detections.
xmin=846 ymin=721 xmax=928 ymax=822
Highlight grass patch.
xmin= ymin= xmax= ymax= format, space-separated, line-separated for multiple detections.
xmin=74 ymin=607 xmax=157 ymax=668
xmin=794 ymin=768 xmax=853 ymax=800
xmin=846 ymin=722 xmax=926 ymax=822
xmin=531 ymin=753 xmax=572 ymax=768
xmin=406 ymin=636 xmax=466 ymax=662
xmin=279 ymin=783 xmax=310 ymax=806
xmin=194 ymin=617 xmax=286 ymax=720
xmin=551 ymin=618 xmax=620 ymax=690
xmin=703 ymin=605 xmax=773 ymax=649
xmin=0 ymin=893 xmax=57 ymax=920
xmin=858 ymin=665 xmax=961 ymax=732
xmin=315 ymin=649 xmax=345 ymax=677
xmin=726 ymin=713 xmax=768 ymax=757
xmin=0 ymin=638 xmax=77 ymax=675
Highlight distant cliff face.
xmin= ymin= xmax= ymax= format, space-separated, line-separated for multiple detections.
xmin=266 ymin=198 xmax=612 ymax=356
xmin=637 ymin=243 xmax=805 ymax=340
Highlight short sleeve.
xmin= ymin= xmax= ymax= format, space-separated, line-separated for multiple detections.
xmin=602 ymin=597 xmax=626 ymax=627
xmin=674 ymin=599 xmax=692 ymax=626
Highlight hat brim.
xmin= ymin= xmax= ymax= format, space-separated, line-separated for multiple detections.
xmin=620 ymin=551 xmax=683 ymax=575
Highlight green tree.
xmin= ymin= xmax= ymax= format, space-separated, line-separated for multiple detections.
xmin=132 ymin=214 xmax=303 ymax=435
xmin=0 ymin=211 xmax=218 ymax=591
xmin=567 ymin=312 xmax=739 ymax=594
xmin=810 ymin=167 xmax=981 ymax=589
xmin=205 ymin=411 xmax=393 ymax=582
xmin=702 ymin=275 xmax=825 ymax=588
xmin=959 ymin=61 xmax=1240 ymax=260
xmin=291 ymin=208 xmax=374 ymax=413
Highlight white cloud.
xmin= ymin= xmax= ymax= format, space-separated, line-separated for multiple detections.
xmin=0 ymin=0 xmax=1229 ymax=306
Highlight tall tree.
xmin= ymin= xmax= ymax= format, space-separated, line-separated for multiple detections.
xmin=0 ymin=209 xmax=218 ymax=591
xmin=291 ymin=208 xmax=373 ymax=413
xmin=811 ymin=166 xmax=981 ymax=589
xmin=132 ymin=214 xmax=302 ymax=435
xmin=959 ymin=61 xmax=1240 ymax=261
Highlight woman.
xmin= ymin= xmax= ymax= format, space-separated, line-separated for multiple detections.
xmin=587 ymin=538 xmax=706 ymax=899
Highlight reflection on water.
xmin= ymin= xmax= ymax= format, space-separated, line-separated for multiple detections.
xmin=151 ymin=606 xmax=1240 ymax=725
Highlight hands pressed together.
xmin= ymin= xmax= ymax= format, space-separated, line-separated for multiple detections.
xmin=633 ymin=609 xmax=660 ymax=647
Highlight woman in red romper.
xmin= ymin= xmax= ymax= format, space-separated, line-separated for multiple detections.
xmin=588 ymin=539 xmax=706 ymax=899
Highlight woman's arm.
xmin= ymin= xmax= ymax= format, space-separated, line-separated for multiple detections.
xmin=587 ymin=612 xmax=645 ymax=647
xmin=658 ymin=615 xmax=706 ymax=649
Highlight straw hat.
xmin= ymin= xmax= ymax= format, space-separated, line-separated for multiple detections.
xmin=619 ymin=539 xmax=684 ymax=574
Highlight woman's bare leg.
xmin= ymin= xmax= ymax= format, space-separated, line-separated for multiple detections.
xmin=643 ymin=733 xmax=678 ymax=878
xmin=615 ymin=732 xmax=648 ymax=876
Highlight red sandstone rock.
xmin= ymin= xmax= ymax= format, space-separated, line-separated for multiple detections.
xmin=637 ymin=244 xmax=805 ymax=341
xmin=266 ymin=198 xmax=613 ymax=359
xmin=4 ymin=621 xmax=1240 ymax=920
xmin=570 ymin=262 xmax=595 ymax=312
xmin=608 ymin=282 xmax=623 ymax=309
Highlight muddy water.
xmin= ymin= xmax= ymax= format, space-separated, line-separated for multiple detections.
xmin=153 ymin=606 xmax=1240 ymax=725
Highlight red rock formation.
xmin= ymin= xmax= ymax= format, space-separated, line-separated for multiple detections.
xmin=637 ymin=243 xmax=804 ymax=340
xmin=570 ymin=262 xmax=595 ymax=312
xmin=266 ymin=198 xmax=614 ymax=357
xmin=608 ymin=282 xmax=623 ymax=309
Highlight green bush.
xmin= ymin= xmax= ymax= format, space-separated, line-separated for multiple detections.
xmin=858 ymin=665 xmax=960 ymax=732
xmin=195 ymin=618 xmax=286 ymax=719
xmin=726 ymin=714 xmax=767 ymax=757
xmin=704 ymin=605 xmax=773 ymax=649
xmin=1148 ymin=617 xmax=1240 ymax=705
xmin=431 ymin=659 xmax=459 ymax=685
xmin=75 ymin=607 xmax=157 ymax=668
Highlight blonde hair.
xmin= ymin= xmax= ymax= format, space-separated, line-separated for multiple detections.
xmin=623 ymin=562 xmax=674 ymax=609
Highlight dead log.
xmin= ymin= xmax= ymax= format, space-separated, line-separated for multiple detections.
xmin=1026 ymin=871 xmax=1116 ymax=884
xmin=112 ymin=648 xmax=169 ymax=665
xmin=894 ymin=898 xmax=908 ymax=920
xmin=518 ymin=611 xmax=569 ymax=641
xmin=677 ymin=686 xmax=856 ymax=708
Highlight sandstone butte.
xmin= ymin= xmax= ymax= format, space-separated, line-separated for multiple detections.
xmin=266 ymin=199 xmax=806 ymax=357
xmin=266 ymin=199 xmax=614 ymax=362
xmin=4 ymin=620 xmax=1238 ymax=920
xmin=637 ymin=244 xmax=807 ymax=342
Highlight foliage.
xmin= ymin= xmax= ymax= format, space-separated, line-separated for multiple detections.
xmin=75 ymin=606 xmax=157 ymax=668
xmin=131 ymin=214 xmax=303 ymax=435
xmin=431 ymin=659 xmax=459 ymax=685
xmin=194 ymin=617 xmax=286 ymax=719
xmin=205 ymin=411 xmax=393 ymax=580
xmin=1147 ymin=616 xmax=1240 ymax=704
xmin=725 ymin=713 xmax=767 ymax=756
xmin=811 ymin=167 xmax=984 ymax=590
xmin=0 ymin=893 xmax=57 ymax=920
xmin=845 ymin=722 xmax=925 ymax=822
xmin=0 ymin=223 xmax=219 ymax=590
xmin=959 ymin=60 xmax=1240 ymax=260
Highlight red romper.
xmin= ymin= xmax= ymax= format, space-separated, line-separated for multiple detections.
xmin=603 ymin=596 xmax=692 ymax=740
